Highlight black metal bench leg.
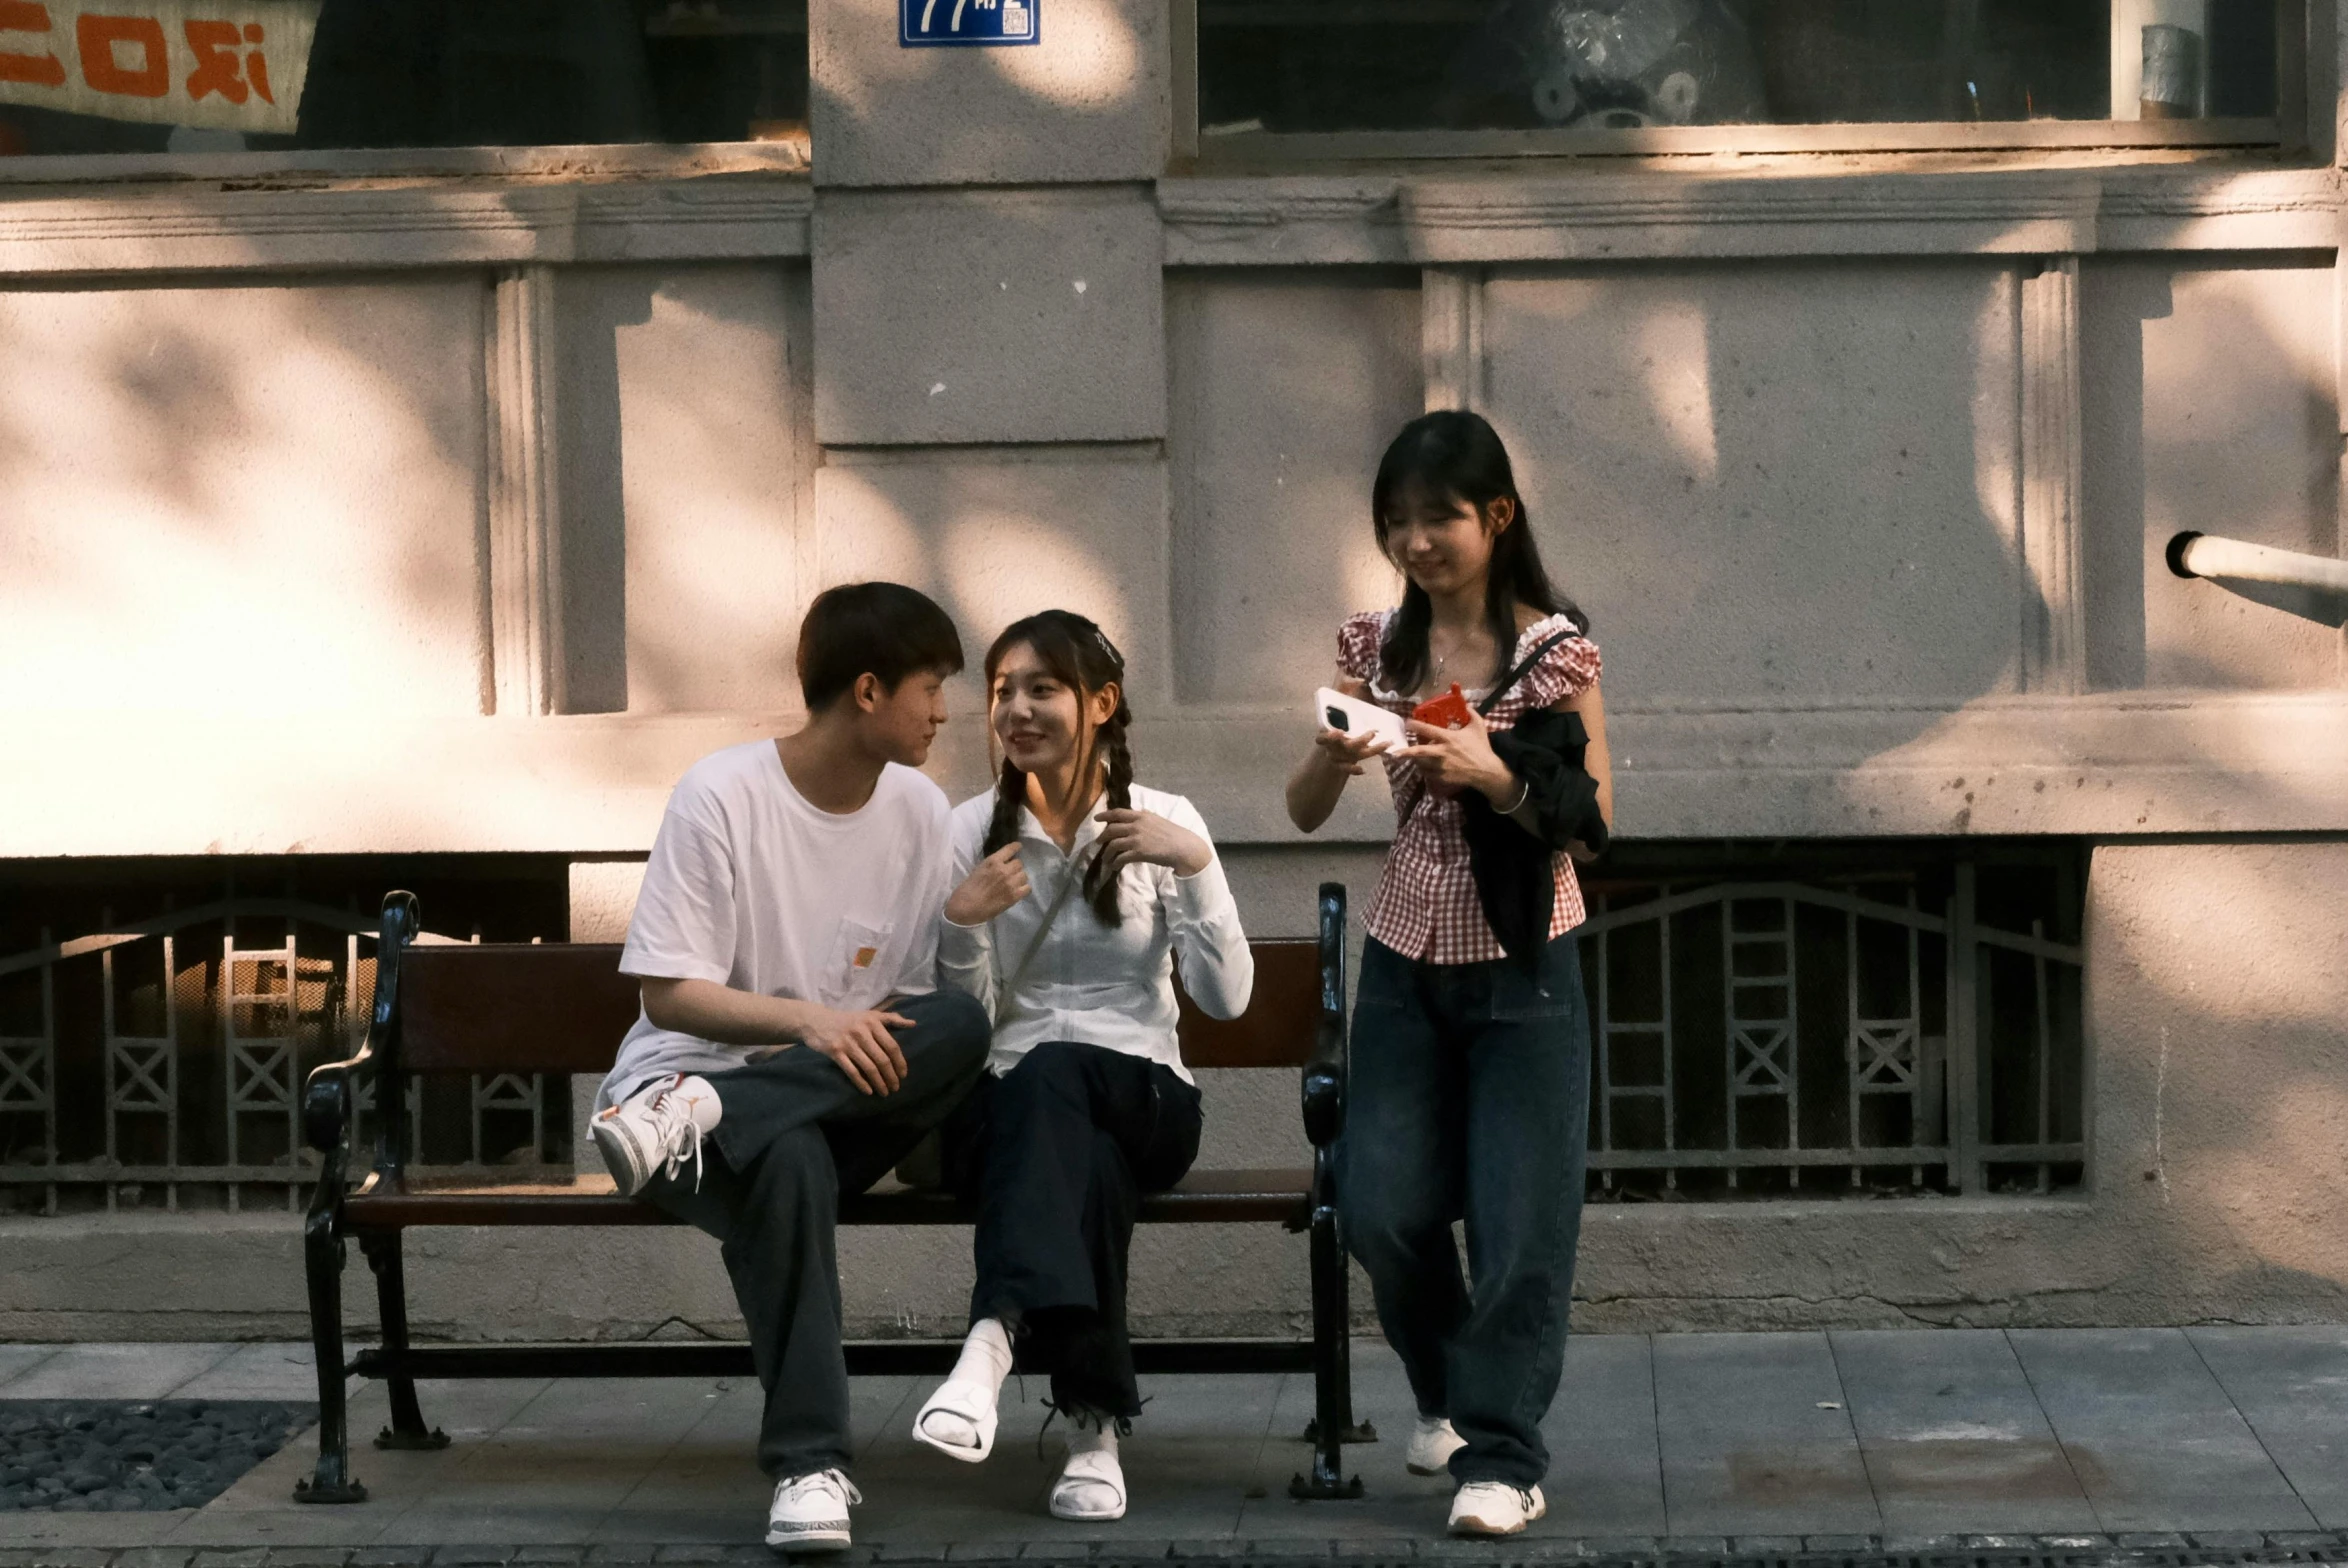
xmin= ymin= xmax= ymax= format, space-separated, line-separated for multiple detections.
xmin=1291 ymin=1152 xmax=1363 ymax=1500
xmin=360 ymin=1231 xmax=449 ymax=1452
xmin=294 ymin=1206 xmax=365 ymax=1503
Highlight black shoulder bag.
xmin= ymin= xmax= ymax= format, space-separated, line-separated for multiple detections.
xmin=1456 ymin=631 xmax=1609 ymax=970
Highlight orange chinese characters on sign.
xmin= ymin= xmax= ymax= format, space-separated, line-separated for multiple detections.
xmin=80 ymin=14 xmax=170 ymax=97
xmin=183 ymin=18 xmax=270 ymax=103
xmin=0 ymin=1 xmax=316 ymax=135
xmin=0 ymin=2 xmax=67 ymax=87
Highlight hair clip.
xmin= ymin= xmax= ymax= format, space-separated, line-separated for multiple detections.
xmin=1091 ymin=627 xmax=1125 ymax=670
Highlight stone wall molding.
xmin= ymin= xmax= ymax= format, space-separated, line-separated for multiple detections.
xmin=5 ymin=694 xmax=2346 ymax=857
xmin=0 ymin=178 xmax=813 ymax=277
xmin=0 ymin=166 xmax=2331 ymax=280
xmin=485 ymin=267 xmax=561 ymax=719
xmin=2021 ymin=257 xmax=2088 ymax=697
xmin=1162 ymin=169 xmax=2347 ymax=267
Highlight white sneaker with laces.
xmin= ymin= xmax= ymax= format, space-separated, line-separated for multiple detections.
xmin=592 ymin=1073 xmax=722 ymax=1197
xmin=1449 ymin=1480 xmax=1545 ymax=1537
xmin=1406 ymin=1414 xmax=1466 ymax=1476
xmin=765 ymin=1467 xmax=860 ymax=1553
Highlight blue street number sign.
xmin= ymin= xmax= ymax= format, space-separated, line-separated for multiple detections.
xmin=901 ymin=0 xmax=1038 ymax=46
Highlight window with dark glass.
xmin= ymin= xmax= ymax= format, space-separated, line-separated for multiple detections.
xmin=1196 ymin=0 xmax=2285 ymax=139
xmin=0 ymin=0 xmax=808 ymax=160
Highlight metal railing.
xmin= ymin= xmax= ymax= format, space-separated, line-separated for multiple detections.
xmin=3 ymin=859 xmax=2085 ymax=1212
xmin=1580 ymin=860 xmax=2085 ymax=1198
xmin=0 ymin=899 xmax=567 ymax=1215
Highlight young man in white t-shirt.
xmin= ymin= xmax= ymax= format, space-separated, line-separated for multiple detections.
xmin=590 ymin=581 xmax=991 ymax=1554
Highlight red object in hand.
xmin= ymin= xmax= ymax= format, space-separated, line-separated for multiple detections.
xmin=1412 ymin=683 xmax=1473 ymax=730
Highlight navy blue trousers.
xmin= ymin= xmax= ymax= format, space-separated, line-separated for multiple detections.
xmin=942 ymin=1041 xmax=1203 ymax=1422
xmin=1339 ymin=935 xmax=1593 ymax=1489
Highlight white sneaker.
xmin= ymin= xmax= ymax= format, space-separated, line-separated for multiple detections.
xmin=1449 ymin=1480 xmax=1545 ymax=1537
xmin=592 ymin=1073 xmax=722 ymax=1197
xmin=765 ymin=1467 xmax=860 ymax=1553
xmin=1406 ymin=1414 xmax=1466 ymax=1476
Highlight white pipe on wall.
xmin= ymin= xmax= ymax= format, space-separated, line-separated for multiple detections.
xmin=2166 ymin=531 xmax=2348 ymax=593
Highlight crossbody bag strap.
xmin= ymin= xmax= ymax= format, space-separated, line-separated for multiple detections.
xmin=1475 ymin=629 xmax=1577 ymax=717
xmin=999 ymin=845 xmax=1092 ymax=1002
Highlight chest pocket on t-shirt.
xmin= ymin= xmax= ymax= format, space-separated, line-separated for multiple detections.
xmin=828 ymin=917 xmax=895 ymax=1009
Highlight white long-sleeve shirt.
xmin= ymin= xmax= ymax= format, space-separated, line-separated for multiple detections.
xmin=936 ymin=783 xmax=1253 ymax=1084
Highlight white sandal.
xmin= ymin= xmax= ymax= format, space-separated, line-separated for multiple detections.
xmin=1048 ymin=1440 xmax=1127 ymax=1522
xmin=911 ymin=1377 xmax=999 ymax=1463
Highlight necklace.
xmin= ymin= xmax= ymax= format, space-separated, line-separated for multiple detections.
xmin=1430 ymin=628 xmax=1475 ymax=681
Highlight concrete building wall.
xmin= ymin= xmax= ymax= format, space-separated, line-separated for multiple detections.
xmin=3 ymin=1 xmax=2348 ymax=1339
xmin=0 ymin=278 xmax=490 ymax=718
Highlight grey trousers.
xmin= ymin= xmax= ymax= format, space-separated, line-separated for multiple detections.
xmin=638 ymin=989 xmax=990 ymax=1480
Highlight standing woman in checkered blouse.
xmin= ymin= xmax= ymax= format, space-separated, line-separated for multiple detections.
xmin=1286 ymin=409 xmax=1612 ymax=1540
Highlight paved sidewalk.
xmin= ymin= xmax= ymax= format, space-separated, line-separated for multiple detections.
xmin=5 ymin=1330 xmax=2348 ymax=1556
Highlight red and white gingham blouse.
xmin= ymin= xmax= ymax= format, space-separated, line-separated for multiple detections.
xmin=1337 ymin=609 xmax=1604 ymax=966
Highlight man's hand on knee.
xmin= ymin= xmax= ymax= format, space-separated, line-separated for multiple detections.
xmin=797 ymin=1005 xmax=913 ymax=1094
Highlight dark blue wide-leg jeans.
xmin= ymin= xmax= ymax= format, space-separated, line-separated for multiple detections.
xmin=1338 ymin=933 xmax=1593 ymax=1490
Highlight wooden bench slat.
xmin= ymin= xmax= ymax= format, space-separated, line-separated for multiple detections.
xmin=395 ymin=939 xmax=1323 ymax=1075
xmin=1174 ymin=942 xmax=1319 ymax=1068
xmin=346 ymin=1166 xmax=1312 ymax=1230
xmin=399 ymin=944 xmax=638 ymax=1074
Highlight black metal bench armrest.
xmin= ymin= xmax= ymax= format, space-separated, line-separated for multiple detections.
xmin=304 ymin=1047 xmax=372 ymax=1156
xmin=1301 ymin=882 xmax=1348 ymax=1149
xmin=304 ymin=890 xmax=419 ymax=1159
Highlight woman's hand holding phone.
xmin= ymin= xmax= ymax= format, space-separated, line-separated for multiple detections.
xmin=1312 ymin=724 xmax=1390 ymax=778
xmin=945 ymin=842 xmax=1031 ymax=926
xmin=1397 ymin=708 xmax=1516 ymax=803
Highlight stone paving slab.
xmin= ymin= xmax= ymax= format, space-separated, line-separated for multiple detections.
xmin=172 ymin=1349 xmax=333 ymax=1407
xmin=2006 ymin=1328 xmax=2315 ymax=1534
xmin=1651 ymin=1332 xmax=1877 ymax=1538
xmin=2186 ymin=1326 xmax=2348 ymax=1531
xmin=4 ymin=1347 xmax=240 ymax=1403
xmin=0 ymin=1349 xmax=61 ymax=1393
xmin=16 ymin=1331 xmax=2348 ymax=1552
xmin=1827 ymin=1330 xmax=2095 ymax=1538
xmin=1258 ymin=1333 xmax=1667 ymax=1542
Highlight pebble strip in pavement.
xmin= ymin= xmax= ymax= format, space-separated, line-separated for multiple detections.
xmin=0 ymin=1404 xmax=317 ymax=1513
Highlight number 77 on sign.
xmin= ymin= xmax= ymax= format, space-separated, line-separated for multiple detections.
xmin=900 ymin=0 xmax=1037 ymax=47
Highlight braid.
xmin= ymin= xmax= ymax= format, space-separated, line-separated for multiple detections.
xmin=982 ymin=759 xmax=1025 ymax=860
xmin=1080 ymin=698 xmax=1135 ymax=926
xmin=979 ymin=608 xmax=1137 ymax=928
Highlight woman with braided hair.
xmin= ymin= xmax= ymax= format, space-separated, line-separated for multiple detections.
xmin=911 ymin=609 xmax=1253 ymax=1521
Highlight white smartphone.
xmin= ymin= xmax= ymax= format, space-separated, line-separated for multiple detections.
xmin=1314 ymin=687 xmax=1405 ymax=748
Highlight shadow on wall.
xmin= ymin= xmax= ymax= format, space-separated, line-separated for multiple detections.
xmin=2082 ymin=251 xmax=2345 ymax=693
xmin=0 ymin=275 xmax=492 ymax=717
xmin=1434 ymin=247 xmax=2348 ymax=1322
xmin=1166 ymin=268 xmax=1424 ymax=706
xmin=1480 ymin=255 xmax=2032 ymax=723
xmin=553 ymin=264 xmax=817 ymax=718
xmin=808 ymin=443 xmax=1169 ymax=720
xmin=2073 ymin=840 xmax=2348 ymax=1324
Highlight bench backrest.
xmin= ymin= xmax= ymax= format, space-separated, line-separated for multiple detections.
xmin=395 ymin=939 xmax=1322 ymax=1075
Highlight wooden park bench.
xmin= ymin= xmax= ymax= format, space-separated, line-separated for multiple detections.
xmin=296 ymin=885 xmax=1366 ymax=1504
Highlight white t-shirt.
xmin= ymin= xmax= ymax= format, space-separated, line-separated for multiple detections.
xmin=597 ymin=740 xmax=956 ymax=1112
